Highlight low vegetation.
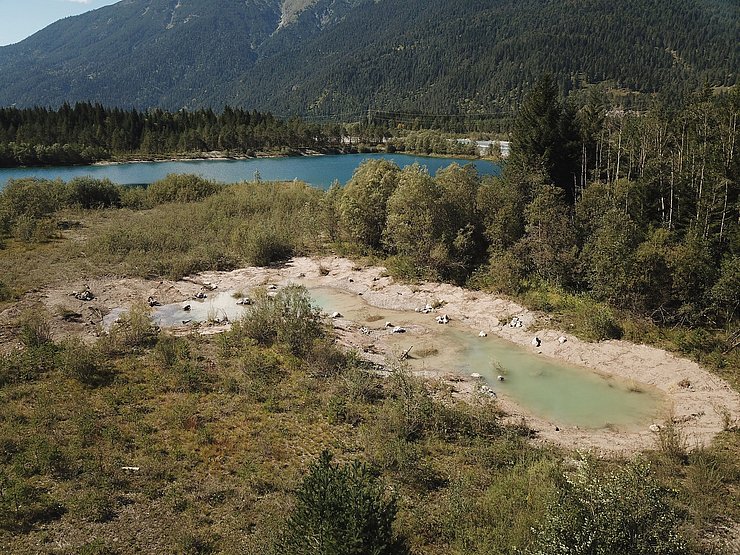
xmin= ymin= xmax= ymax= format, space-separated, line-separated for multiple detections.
xmin=0 ymin=81 xmax=737 ymax=553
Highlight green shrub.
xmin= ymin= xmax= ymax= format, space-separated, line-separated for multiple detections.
xmin=147 ymin=174 xmax=222 ymax=204
xmin=72 ymin=489 xmax=116 ymax=523
xmin=65 ymin=177 xmax=121 ymax=209
xmin=0 ymin=280 xmax=12 ymax=302
xmin=0 ymin=475 xmax=65 ymax=532
xmin=531 ymin=460 xmax=688 ymax=555
xmin=280 ymin=450 xmax=409 ymax=555
xmin=240 ymin=227 xmax=293 ymax=266
xmin=229 ymin=286 xmax=324 ymax=356
xmin=582 ymin=305 xmax=623 ymax=341
xmin=59 ymin=339 xmax=115 ymax=387
xmin=19 ymin=310 xmax=53 ymax=348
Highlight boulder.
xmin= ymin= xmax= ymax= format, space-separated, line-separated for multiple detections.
xmin=531 ymin=336 xmax=541 ymax=347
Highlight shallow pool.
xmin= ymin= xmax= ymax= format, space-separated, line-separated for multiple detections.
xmin=309 ymin=287 xmax=663 ymax=430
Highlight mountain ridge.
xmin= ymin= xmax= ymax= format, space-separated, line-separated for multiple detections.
xmin=0 ymin=0 xmax=736 ymax=114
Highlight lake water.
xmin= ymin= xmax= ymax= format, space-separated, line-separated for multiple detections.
xmin=150 ymin=285 xmax=663 ymax=430
xmin=0 ymin=153 xmax=500 ymax=190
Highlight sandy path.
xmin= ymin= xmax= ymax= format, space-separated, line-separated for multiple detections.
xmin=15 ymin=256 xmax=740 ymax=455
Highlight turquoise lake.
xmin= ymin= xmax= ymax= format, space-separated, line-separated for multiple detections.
xmin=0 ymin=153 xmax=500 ymax=190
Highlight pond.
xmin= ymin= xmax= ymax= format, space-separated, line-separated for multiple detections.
xmin=0 ymin=153 xmax=501 ymax=190
xmin=150 ymin=284 xmax=663 ymax=430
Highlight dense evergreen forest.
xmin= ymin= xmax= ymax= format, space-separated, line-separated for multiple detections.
xmin=0 ymin=0 xmax=736 ymax=114
xmin=0 ymin=104 xmax=347 ymax=167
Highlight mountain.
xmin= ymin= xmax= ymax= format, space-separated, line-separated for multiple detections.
xmin=0 ymin=0 xmax=736 ymax=115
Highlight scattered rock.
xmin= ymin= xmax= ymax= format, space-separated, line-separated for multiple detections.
xmin=193 ymin=291 xmax=207 ymax=300
xmin=558 ymin=336 xmax=567 ymax=344
xmin=385 ymin=321 xmax=393 ymax=328
xmin=435 ymin=314 xmax=450 ymax=324
xmin=331 ymin=312 xmax=342 ymax=319
xmin=182 ymin=304 xmax=191 ymax=311
xmin=531 ymin=336 xmax=541 ymax=347
xmin=236 ymin=297 xmax=252 ymax=306
xmin=649 ymin=424 xmax=661 ymax=433
xmin=359 ymin=326 xmax=370 ymax=335
xmin=470 ymin=373 xmax=482 ymax=379
xmin=479 ymin=331 xmax=487 ymax=337
xmin=391 ymin=326 xmax=406 ymax=334
xmin=268 ymin=284 xmax=278 ymax=290
xmin=497 ymin=375 xmax=505 ymax=381
xmin=147 ymin=296 xmax=161 ymax=307
xmin=73 ymin=290 xmax=95 ymax=301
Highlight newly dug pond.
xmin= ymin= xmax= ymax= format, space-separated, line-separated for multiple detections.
xmin=24 ymin=257 xmax=740 ymax=454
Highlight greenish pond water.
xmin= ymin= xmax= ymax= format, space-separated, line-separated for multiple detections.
xmin=148 ymin=285 xmax=662 ymax=429
xmin=309 ymin=287 xmax=663 ymax=430
xmin=0 ymin=153 xmax=500 ymax=190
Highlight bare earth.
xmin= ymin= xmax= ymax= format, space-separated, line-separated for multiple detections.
xmin=7 ymin=256 xmax=739 ymax=456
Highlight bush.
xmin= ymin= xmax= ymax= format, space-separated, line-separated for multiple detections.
xmin=0 ymin=475 xmax=65 ymax=532
xmin=531 ymin=460 xmax=688 ymax=555
xmin=582 ymin=305 xmax=623 ymax=341
xmin=280 ymin=451 xmax=409 ymax=555
xmin=240 ymin=228 xmax=293 ymax=266
xmin=65 ymin=177 xmax=121 ymax=209
xmin=59 ymin=339 xmax=115 ymax=387
xmin=0 ymin=280 xmax=11 ymax=302
xmin=147 ymin=174 xmax=222 ymax=204
xmin=229 ymin=286 xmax=324 ymax=356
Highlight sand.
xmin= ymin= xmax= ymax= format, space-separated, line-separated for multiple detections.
xmin=7 ymin=255 xmax=739 ymax=455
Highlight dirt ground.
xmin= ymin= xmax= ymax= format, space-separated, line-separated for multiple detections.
xmin=3 ymin=255 xmax=738 ymax=455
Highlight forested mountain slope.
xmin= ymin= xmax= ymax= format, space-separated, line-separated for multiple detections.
xmin=0 ymin=0 xmax=736 ymax=113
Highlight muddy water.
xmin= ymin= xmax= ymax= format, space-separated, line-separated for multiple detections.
xmin=309 ymin=287 xmax=664 ymax=430
xmin=152 ymin=291 xmax=250 ymax=326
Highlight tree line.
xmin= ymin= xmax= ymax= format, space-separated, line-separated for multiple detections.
xmin=325 ymin=79 xmax=738 ymax=333
xmin=0 ymin=103 xmax=349 ymax=167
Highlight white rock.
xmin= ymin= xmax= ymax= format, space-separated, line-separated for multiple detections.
xmin=649 ymin=424 xmax=661 ymax=433
xmin=391 ymin=326 xmax=406 ymax=334
xmin=331 ymin=312 xmax=342 ymax=319
xmin=531 ymin=336 xmax=541 ymax=347
xmin=470 ymin=373 xmax=482 ymax=379
xmin=385 ymin=321 xmax=393 ymax=328
xmin=479 ymin=331 xmax=488 ymax=337
xmin=497 ymin=375 xmax=505 ymax=381
xmin=436 ymin=314 xmax=450 ymax=324
xmin=558 ymin=336 xmax=567 ymax=344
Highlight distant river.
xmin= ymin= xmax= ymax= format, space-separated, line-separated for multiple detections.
xmin=0 ymin=153 xmax=500 ymax=191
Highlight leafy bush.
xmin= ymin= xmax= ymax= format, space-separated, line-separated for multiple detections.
xmin=147 ymin=174 xmax=222 ymax=204
xmin=59 ymin=339 xmax=115 ymax=387
xmin=0 ymin=475 xmax=65 ymax=532
xmin=229 ymin=285 xmax=324 ymax=356
xmin=65 ymin=177 xmax=122 ymax=209
xmin=280 ymin=450 xmax=408 ymax=555
xmin=0 ymin=280 xmax=11 ymax=302
xmin=239 ymin=227 xmax=293 ymax=266
xmin=531 ymin=460 xmax=688 ymax=555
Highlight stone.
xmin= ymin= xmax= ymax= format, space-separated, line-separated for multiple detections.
xmin=531 ymin=336 xmax=541 ymax=347
xmin=558 ymin=336 xmax=567 ymax=344
xmin=479 ymin=331 xmax=488 ymax=337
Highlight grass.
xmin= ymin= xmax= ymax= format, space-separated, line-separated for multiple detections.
xmin=0 ymin=180 xmax=739 ymax=553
